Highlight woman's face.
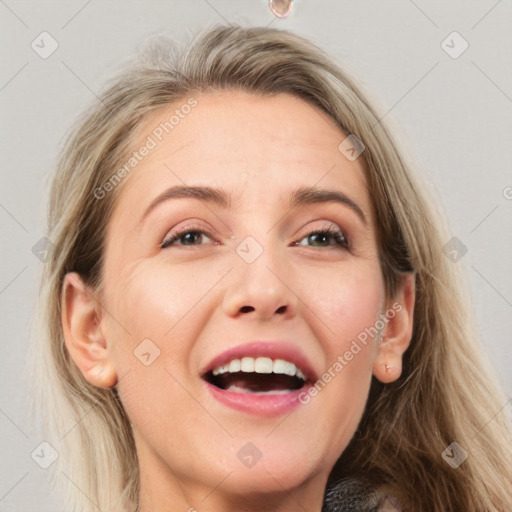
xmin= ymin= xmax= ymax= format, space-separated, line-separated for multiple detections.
xmin=72 ymin=91 xmax=412 ymax=508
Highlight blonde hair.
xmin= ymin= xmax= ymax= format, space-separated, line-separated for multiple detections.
xmin=30 ymin=24 xmax=512 ymax=511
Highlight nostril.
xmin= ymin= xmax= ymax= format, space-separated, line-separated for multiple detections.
xmin=276 ymin=305 xmax=287 ymax=314
xmin=240 ymin=306 xmax=255 ymax=313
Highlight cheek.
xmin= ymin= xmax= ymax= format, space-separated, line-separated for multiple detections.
xmin=300 ymin=263 xmax=383 ymax=437
xmin=102 ymin=264 xmax=204 ymax=437
xmin=105 ymin=259 xmax=217 ymax=348
xmin=102 ymin=260 xmax=223 ymax=394
xmin=304 ymin=262 xmax=385 ymax=352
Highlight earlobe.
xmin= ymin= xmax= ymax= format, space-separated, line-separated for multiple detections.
xmin=372 ymin=273 xmax=416 ymax=384
xmin=61 ymin=272 xmax=118 ymax=388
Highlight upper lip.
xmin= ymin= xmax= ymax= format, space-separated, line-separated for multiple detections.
xmin=200 ymin=341 xmax=319 ymax=382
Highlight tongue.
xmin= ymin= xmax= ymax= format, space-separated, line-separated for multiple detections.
xmin=214 ymin=372 xmax=303 ymax=392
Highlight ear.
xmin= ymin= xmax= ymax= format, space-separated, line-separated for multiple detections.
xmin=61 ymin=272 xmax=118 ymax=388
xmin=372 ymin=273 xmax=415 ymax=384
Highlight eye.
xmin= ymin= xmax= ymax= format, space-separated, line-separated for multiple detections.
xmin=292 ymin=224 xmax=349 ymax=249
xmin=161 ymin=226 xmax=215 ymax=249
xmin=161 ymin=224 xmax=348 ymax=250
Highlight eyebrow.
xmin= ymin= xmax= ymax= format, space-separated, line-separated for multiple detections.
xmin=140 ymin=185 xmax=367 ymax=225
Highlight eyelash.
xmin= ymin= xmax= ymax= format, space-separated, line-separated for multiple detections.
xmin=161 ymin=224 xmax=349 ymax=250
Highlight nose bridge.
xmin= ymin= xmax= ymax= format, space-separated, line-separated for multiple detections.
xmin=222 ymin=232 xmax=298 ymax=320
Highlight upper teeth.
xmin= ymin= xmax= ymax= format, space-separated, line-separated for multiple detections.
xmin=212 ymin=357 xmax=307 ymax=381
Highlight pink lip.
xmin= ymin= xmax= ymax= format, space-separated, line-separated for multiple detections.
xmin=204 ymin=380 xmax=315 ymax=417
xmin=200 ymin=341 xmax=319 ymax=418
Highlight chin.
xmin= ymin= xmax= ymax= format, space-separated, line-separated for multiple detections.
xmin=221 ymin=462 xmax=320 ymax=496
xmin=210 ymin=439 xmax=329 ymax=495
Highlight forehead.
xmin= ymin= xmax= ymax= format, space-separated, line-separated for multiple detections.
xmin=110 ymin=91 xmax=371 ymax=225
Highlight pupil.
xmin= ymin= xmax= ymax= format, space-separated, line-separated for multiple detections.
xmin=183 ymin=232 xmax=199 ymax=245
xmin=310 ymin=233 xmax=328 ymax=246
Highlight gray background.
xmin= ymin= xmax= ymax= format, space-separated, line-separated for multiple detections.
xmin=1 ymin=1 xmax=511 ymax=510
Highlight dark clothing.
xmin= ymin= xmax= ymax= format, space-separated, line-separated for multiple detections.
xmin=322 ymin=478 xmax=402 ymax=512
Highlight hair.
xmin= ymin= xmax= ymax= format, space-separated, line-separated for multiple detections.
xmin=30 ymin=24 xmax=512 ymax=512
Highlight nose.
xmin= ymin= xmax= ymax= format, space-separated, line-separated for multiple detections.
xmin=222 ymin=246 xmax=298 ymax=322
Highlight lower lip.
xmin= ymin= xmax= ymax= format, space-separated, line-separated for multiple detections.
xmin=204 ymin=381 xmax=312 ymax=417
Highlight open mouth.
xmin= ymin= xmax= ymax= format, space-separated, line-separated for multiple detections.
xmin=203 ymin=357 xmax=308 ymax=394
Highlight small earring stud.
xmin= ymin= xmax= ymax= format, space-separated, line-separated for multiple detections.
xmin=385 ymin=364 xmax=390 ymax=371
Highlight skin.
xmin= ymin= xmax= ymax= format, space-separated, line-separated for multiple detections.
xmin=61 ymin=91 xmax=415 ymax=512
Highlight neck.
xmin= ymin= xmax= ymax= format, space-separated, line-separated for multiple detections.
xmin=135 ymin=463 xmax=327 ymax=512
